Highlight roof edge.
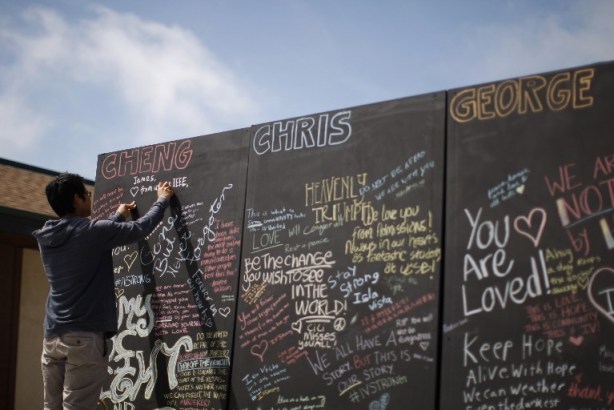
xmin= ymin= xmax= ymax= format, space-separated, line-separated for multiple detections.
xmin=0 ymin=157 xmax=95 ymax=185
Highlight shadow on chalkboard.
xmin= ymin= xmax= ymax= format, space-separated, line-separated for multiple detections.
xmin=169 ymin=196 xmax=218 ymax=336
xmin=169 ymin=196 xmax=229 ymax=407
xmin=133 ymin=195 xmax=224 ymax=408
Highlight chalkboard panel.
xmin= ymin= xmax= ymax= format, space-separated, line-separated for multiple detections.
xmin=440 ymin=62 xmax=614 ymax=409
xmin=230 ymin=94 xmax=446 ymax=409
xmin=93 ymin=129 xmax=249 ymax=410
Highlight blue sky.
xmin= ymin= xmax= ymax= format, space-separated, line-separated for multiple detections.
xmin=1 ymin=0 xmax=613 ymax=179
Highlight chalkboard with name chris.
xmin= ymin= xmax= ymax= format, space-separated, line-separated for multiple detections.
xmin=230 ymin=94 xmax=446 ymax=409
xmin=440 ymin=62 xmax=614 ymax=409
xmin=93 ymin=129 xmax=249 ymax=410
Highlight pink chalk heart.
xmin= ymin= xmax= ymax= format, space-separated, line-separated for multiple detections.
xmin=250 ymin=340 xmax=268 ymax=362
xmin=587 ymin=267 xmax=614 ymax=325
xmin=514 ymin=208 xmax=547 ymax=247
xmin=569 ymin=335 xmax=584 ymax=346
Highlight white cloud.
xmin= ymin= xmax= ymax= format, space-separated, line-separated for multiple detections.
xmin=0 ymin=4 xmax=259 ymax=173
xmin=439 ymin=1 xmax=614 ymax=87
xmin=2 ymin=1 xmax=614 ymax=178
xmin=0 ymin=93 xmax=52 ymax=153
xmin=73 ymin=5 xmax=258 ymax=142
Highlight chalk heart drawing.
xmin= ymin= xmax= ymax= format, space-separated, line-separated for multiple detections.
xmin=114 ymin=288 xmax=125 ymax=298
xmin=123 ymin=251 xmax=138 ymax=270
xmin=250 ymin=340 xmax=268 ymax=362
xmin=369 ymin=393 xmax=390 ymax=410
xmin=218 ymin=307 xmax=231 ymax=317
xmin=291 ymin=321 xmax=302 ymax=333
xmin=569 ymin=335 xmax=584 ymax=346
xmin=419 ymin=341 xmax=429 ymax=351
xmin=588 ymin=267 xmax=614 ymax=325
xmin=130 ymin=187 xmax=139 ymax=197
xmin=514 ymin=208 xmax=547 ymax=247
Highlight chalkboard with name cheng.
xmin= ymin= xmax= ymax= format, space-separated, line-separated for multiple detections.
xmin=230 ymin=93 xmax=446 ymax=409
xmin=93 ymin=129 xmax=249 ymax=410
xmin=440 ymin=62 xmax=614 ymax=409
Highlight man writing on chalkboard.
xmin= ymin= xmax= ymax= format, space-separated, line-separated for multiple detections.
xmin=33 ymin=173 xmax=174 ymax=410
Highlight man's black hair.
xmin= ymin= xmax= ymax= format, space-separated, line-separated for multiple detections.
xmin=45 ymin=173 xmax=87 ymax=217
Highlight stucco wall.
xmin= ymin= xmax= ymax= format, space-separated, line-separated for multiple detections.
xmin=15 ymin=248 xmax=47 ymax=410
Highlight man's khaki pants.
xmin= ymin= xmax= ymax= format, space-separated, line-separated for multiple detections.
xmin=41 ymin=332 xmax=109 ymax=410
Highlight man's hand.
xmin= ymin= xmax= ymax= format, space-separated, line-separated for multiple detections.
xmin=157 ymin=182 xmax=175 ymax=200
xmin=116 ymin=201 xmax=137 ymax=219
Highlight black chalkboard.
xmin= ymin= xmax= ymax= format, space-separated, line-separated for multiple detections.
xmin=440 ymin=62 xmax=614 ymax=409
xmin=230 ymin=94 xmax=446 ymax=409
xmin=93 ymin=129 xmax=249 ymax=410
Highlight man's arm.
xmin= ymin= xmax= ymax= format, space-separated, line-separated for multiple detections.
xmin=107 ymin=202 xmax=136 ymax=222
xmin=94 ymin=182 xmax=175 ymax=248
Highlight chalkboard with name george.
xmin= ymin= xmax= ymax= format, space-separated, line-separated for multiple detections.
xmin=93 ymin=129 xmax=249 ymax=410
xmin=440 ymin=62 xmax=614 ymax=409
xmin=230 ymin=94 xmax=446 ymax=409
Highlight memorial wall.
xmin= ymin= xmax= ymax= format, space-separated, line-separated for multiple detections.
xmin=440 ymin=63 xmax=614 ymax=410
xmin=94 ymin=129 xmax=249 ymax=409
xmin=230 ymin=93 xmax=445 ymax=409
xmin=93 ymin=61 xmax=613 ymax=409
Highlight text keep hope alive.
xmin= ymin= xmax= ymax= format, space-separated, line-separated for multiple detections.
xmin=461 ymin=208 xmax=550 ymax=317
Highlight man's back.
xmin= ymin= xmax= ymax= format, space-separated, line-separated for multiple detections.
xmin=34 ymin=172 xmax=175 ymax=410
